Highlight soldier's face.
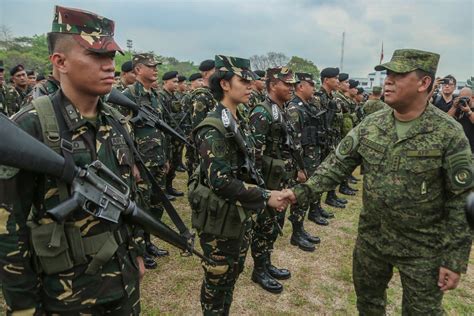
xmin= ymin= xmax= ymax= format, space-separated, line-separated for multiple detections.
xmin=178 ymin=82 xmax=186 ymax=92
xmin=273 ymin=80 xmax=293 ymax=102
xmin=12 ymin=71 xmax=28 ymax=88
xmin=339 ymin=80 xmax=349 ymax=92
xmin=254 ymin=79 xmax=265 ymax=91
xmin=324 ymin=77 xmax=339 ymax=91
xmin=122 ymin=71 xmax=136 ymax=85
xmin=191 ymin=79 xmax=203 ymax=89
xmin=384 ymin=70 xmax=423 ymax=108
xmin=27 ymin=75 xmax=36 ymax=86
xmin=54 ymin=42 xmax=116 ymax=96
xmin=164 ymin=78 xmax=179 ymax=92
xmin=223 ymin=75 xmax=252 ymax=104
xmin=137 ymin=64 xmax=158 ymax=83
xmin=299 ymin=81 xmax=314 ymax=101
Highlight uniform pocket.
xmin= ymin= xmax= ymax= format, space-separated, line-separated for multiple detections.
xmin=405 ymin=157 xmax=442 ymax=203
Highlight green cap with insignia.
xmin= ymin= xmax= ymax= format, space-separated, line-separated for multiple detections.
xmin=267 ymin=67 xmax=297 ymax=84
xmin=132 ymin=53 xmax=162 ymax=67
xmin=49 ymin=5 xmax=123 ymax=55
xmin=375 ymin=49 xmax=439 ymax=75
xmin=215 ymin=55 xmax=254 ymax=81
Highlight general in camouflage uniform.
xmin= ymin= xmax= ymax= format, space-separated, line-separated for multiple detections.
xmin=123 ymin=53 xmax=170 ymax=269
xmin=0 ymin=6 xmax=145 ymax=314
xmin=185 ymin=60 xmax=217 ymax=176
xmin=290 ymin=49 xmax=473 ymax=314
xmin=363 ymin=86 xmax=389 ymax=115
xmin=249 ymin=67 xmax=299 ymax=294
xmin=189 ymin=55 xmax=286 ymax=315
xmin=157 ymin=71 xmax=184 ymax=197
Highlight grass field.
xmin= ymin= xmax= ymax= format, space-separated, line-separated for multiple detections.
xmin=1 ymin=168 xmax=473 ymax=315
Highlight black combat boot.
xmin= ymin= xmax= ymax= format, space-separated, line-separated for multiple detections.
xmin=301 ymin=225 xmax=321 ymax=244
xmin=265 ymin=255 xmax=291 ymax=280
xmin=325 ymin=190 xmax=346 ymax=208
xmin=308 ymin=205 xmax=329 ymax=226
xmin=318 ymin=201 xmax=334 ymax=219
xmin=339 ymin=182 xmax=356 ymax=196
xmin=290 ymin=221 xmax=316 ymax=252
xmin=251 ymin=259 xmax=283 ymax=294
xmin=167 ymin=186 xmax=184 ymax=197
xmin=143 ymin=253 xmax=157 ymax=269
xmin=146 ymin=242 xmax=169 ymax=258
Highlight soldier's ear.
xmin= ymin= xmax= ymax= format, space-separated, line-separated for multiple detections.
xmin=51 ymin=52 xmax=67 ymax=75
xmin=220 ymin=78 xmax=231 ymax=93
xmin=418 ymin=75 xmax=432 ymax=93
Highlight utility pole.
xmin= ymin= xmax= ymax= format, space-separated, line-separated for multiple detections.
xmin=340 ymin=32 xmax=345 ymax=71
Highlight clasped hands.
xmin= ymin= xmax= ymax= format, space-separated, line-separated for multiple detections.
xmin=267 ymin=189 xmax=297 ymax=212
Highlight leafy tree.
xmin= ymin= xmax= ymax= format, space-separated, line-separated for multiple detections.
xmin=287 ymin=56 xmax=320 ymax=80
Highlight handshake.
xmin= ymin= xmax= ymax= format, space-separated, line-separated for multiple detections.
xmin=267 ymin=189 xmax=297 ymax=212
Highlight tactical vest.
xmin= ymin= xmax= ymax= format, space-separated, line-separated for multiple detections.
xmin=27 ymin=96 xmax=135 ymax=276
xmin=299 ymin=102 xmax=327 ymax=148
xmin=188 ymin=114 xmax=251 ymax=239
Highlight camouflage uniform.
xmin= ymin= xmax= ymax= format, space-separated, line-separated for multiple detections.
xmin=22 ymin=75 xmax=61 ymax=105
xmin=334 ymin=90 xmax=355 ymax=137
xmin=248 ymin=89 xmax=265 ymax=109
xmin=113 ymin=79 xmax=129 ymax=92
xmin=189 ymin=55 xmax=267 ymax=315
xmin=2 ymin=85 xmax=23 ymax=117
xmin=363 ymin=99 xmax=389 ymax=116
xmin=294 ymin=49 xmax=473 ymax=315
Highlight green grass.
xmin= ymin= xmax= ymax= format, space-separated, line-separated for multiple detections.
xmin=2 ymin=168 xmax=473 ymax=314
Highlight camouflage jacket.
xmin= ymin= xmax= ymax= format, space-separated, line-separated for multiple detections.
xmin=362 ymin=99 xmax=389 ymax=116
xmin=23 ymin=76 xmax=61 ymax=105
xmin=248 ymin=89 xmax=266 ymax=109
xmin=294 ymin=104 xmax=473 ymax=272
xmin=189 ymin=86 xmax=217 ymax=130
xmin=0 ymin=90 xmax=144 ymax=313
xmin=1 ymin=85 xmax=23 ymax=117
xmin=123 ymin=81 xmax=168 ymax=167
xmin=249 ymin=96 xmax=298 ymax=188
xmin=113 ymin=79 xmax=128 ymax=92
xmin=157 ymin=89 xmax=182 ymax=130
xmin=194 ymin=103 xmax=268 ymax=211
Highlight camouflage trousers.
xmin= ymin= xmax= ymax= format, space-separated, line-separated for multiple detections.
xmin=44 ymin=280 xmax=141 ymax=315
xmin=166 ymin=138 xmax=184 ymax=188
xmin=251 ymin=207 xmax=286 ymax=263
xmin=353 ymin=240 xmax=444 ymax=315
xmin=200 ymin=218 xmax=254 ymax=315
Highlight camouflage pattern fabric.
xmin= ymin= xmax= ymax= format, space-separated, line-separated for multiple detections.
xmin=362 ymin=99 xmax=389 ymax=116
xmin=294 ymin=104 xmax=473 ymax=314
xmin=22 ymin=76 xmax=60 ymax=105
xmin=113 ymin=80 xmax=128 ymax=92
xmin=375 ymin=49 xmax=440 ymax=75
xmin=194 ymin=103 xmax=267 ymax=314
xmin=334 ymin=91 xmax=355 ymax=137
xmin=0 ymin=91 xmax=144 ymax=314
xmin=248 ymin=89 xmax=266 ymax=109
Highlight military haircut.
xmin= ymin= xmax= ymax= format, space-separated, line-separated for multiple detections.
xmin=209 ymin=70 xmax=234 ymax=101
xmin=47 ymin=32 xmax=77 ymax=55
xmin=415 ymin=69 xmax=435 ymax=93
xmin=265 ymin=76 xmax=279 ymax=91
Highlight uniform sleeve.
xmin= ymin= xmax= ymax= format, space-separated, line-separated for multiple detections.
xmin=286 ymin=104 xmax=303 ymax=151
xmin=440 ymin=131 xmax=473 ymax=273
xmin=0 ymin=111 xmax=42 ymax=313
xmin=249 ymin=107 xmax=271 ymax=171
xmin=293 ymin=125 xmax=363 ymax=207
xmin=196 ymin=127 xmax=268 ymax=211
xmin=191 ymin=93 xmax=210 ymax=129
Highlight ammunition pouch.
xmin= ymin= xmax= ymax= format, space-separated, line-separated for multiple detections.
xmin=262 ymin=155 xmax=289 ymax=190
xmin=188 ymin=167 xmax=249 ymax=239
xmin=29 ymin=221 xmax=132 ymax=275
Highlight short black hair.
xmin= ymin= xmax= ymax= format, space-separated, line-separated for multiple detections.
xmin=265 ymin=77 xmax=279 ymax=91
xmin=47 ymin=32 xmax=74 ymax=54
xmin=209 ymin=70 xmax=234 ymax=101
xmin=444 ymin=74 xmax=457 ymax=85
xmin=416 ymin=69 xmax=435 ymax=93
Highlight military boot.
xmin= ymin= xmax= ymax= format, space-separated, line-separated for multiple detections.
xmin=339 ymin=182 xmax=356 ymax=196
xmin=325 ymin=190 xmax=346 ymax=208
xmin=308 ymin=205 xmax=329 ymax=226
xmin=301 ymin=225 xmax=321 ymax=244
xmin=318 ymin=201 xmax=334 ymax=219
xmin=146 ymin=242 xmax=169 ymax=258
xmin=167 ymin=186 xmax=184 ymax=197
xmin=265 ymin=255 xmax=291 ymax=280
xmin=251 ymin=259 xmax=283 ymax=294
xmin=290 ymin=221 xmax=315 ymax=252
xmin=143 ymin=253 xmax=157 ymax=269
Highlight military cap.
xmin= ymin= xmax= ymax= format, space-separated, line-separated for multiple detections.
xmin=121 ymin=60 xmax=133 ymax=73
xmin=10 ymin=64 xmax=25 ymax=76
xmin=320 ymin=67 xmax=340 ymax=79
xmin=162 ymin=71 xmax=178 ymax=81
xmin=349 ymin=79 xmax=359 ymax=89
xmin=178 ymin=75 xmax=186 ymax=82
xmin=199 ymin=59 xmax=215 ymax=71
xmin=132 ymin=53 xmax=161 ymax=67
xmin=372 ymin=86 xmax=382 ymax=94
xmin=295 ymin=72 xmax=315 ymax=85
xmin=266 ymin=67 xmax=297 ymax=84
xmin=189 ymin=73 xmax=202 ymax=82
xmin=338 ymin=73 xmax=349 ymax=81
xmin=215 ymin=55 xmax=254 ymax=81
xmin=254 ymin=70 xmax=266 ymax=79
xmin=375 ymin=48 xmax=439 ymax=75
xmin=49 ymin=5 xmax=123 ymax=55
xmin=357 ymin=87 xmax=364 ymax=95
xmin=26 ymin=70 xmax=35 ymax=76
xmin=0 ymin=60 xmax=3 ymax=71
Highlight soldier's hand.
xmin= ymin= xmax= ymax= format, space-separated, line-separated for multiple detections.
xmin=279 ymin=189 xmax=297 ymax=205
xmin=136 ymin=256 xmax=146 ymax=281
xmin=297 ymin=170 xmax=307 ymax=183
xmin=438 ymin=266 xmax=460 ymax=292
xmin=268 ymin=190 xmax=289 ymax=212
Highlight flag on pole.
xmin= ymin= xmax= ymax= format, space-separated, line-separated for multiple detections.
xmin=379 ymin=42 xmax=384 ymax=64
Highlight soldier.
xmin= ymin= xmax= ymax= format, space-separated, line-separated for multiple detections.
xmin=0 ymin=6 xmax=146 ymax=314
xmin=189 ymin=72 xmax=204 ymax=89
xmin=26 ymin=70 xmax=37 ymax=89
xmin=362 ymin=86 xmax=388 ymax=115
xmin=314 ymin=67 xmax=348 ymax=210
xmin=3 ymin=64 xmax=29 ymax=116
xmin=185 ymin=60 xmax=217 ymax=176
xmin=189 ymin=54 xmax=288 ymax=315
xmin=249 ymin=67 xmax=301 ymax=293
xmin=175 ymin=74 xmax=188 ymax=172
xmin=175 ymin=74 xmax=187 ymax=101
xmin=248 ymin=69 xmax=266 ymax=108
xmin=286 ymin=72 xmax=324 ymax=251
xmin=114 ymin=60 xmax=136 ymax=92
xmin=158 ymin=71 xmax=185 ymax=197
xmin=284 ymin=48 xmax=473 ymax=314
xmin=123 ymin=53 xmax=170 ymax=269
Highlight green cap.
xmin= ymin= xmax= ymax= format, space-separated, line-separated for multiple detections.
xmin=215 ymin=55 xmax=254 ymax=81
xmin=132 ymin=53 xmax=162 ymax=67
xmin=375 ymin=49 xmax=439 ymax=75
xmin=372 ymin=86 xmax=382 ymax=94
xmin=267 ymin=67 xmax=297 ymax=84
xmin=50 ymin=5 xmax=123 ymax=55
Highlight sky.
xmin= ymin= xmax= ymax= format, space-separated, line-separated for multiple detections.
xmin=1 ymin=0 xmax=472 ymax=80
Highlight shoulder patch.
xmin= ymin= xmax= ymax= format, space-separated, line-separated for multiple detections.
xmin=211 ymin=139 xmax=227 ymax=158
xmin=338 ymin=136 xmax=354 ymax=156
xmin=446 ymin=150 xmax=473 ymax=190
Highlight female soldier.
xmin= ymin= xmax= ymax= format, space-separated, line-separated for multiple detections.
xmin=189 ymin=55 xmax=288 ymax=315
